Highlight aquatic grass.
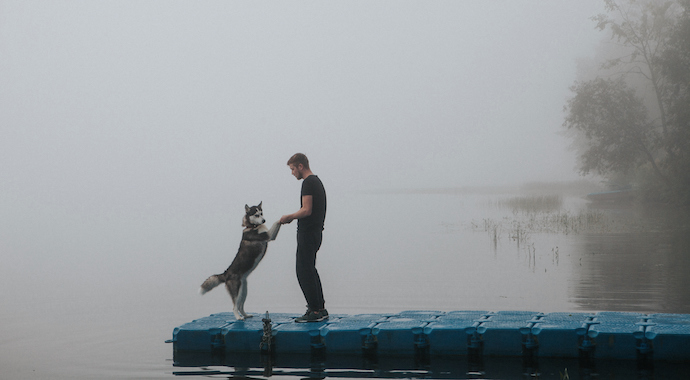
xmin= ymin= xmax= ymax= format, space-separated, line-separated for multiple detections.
xmin=510 ymin=219 xmax=530 ymax=247
xmin=471 ymin=207 xmax=613 ymax=245
xmin=471 ymin=208 xmax=611 ymax=272
xmin=493 ymin=194 xmax=564 ymax=213
xmin=472 ymin=194 xmax=623 ymax=267
xmin=476 ymin=218 xmax=503 ymax=250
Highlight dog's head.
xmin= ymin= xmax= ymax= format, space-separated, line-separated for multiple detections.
xmin=242 ymin=202 xmax=265 ymax=227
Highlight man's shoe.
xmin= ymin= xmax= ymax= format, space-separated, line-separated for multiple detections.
xmin=295 ymin=309 xmax=328 ymax=323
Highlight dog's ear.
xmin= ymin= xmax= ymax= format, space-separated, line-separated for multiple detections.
xmin=245 ymin=204 xmax=250 ymax=212
xmin=258 ymin=201 xmax=262 ymax=210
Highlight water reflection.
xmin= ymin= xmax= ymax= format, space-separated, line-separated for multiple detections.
xmin=172 ymin=350 xmax=690 ymax=379
xmin=465 ymin=192 xmax=690 ymax=314
xmin=572 ymin=203 xmax=690 ymax=314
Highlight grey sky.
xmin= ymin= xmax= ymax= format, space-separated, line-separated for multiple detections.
xmin=2 ymin=1 xmax=605 ymax=217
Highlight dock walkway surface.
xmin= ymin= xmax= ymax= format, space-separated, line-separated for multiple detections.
xmin=171 ymin=310 xmax=690 ymax=361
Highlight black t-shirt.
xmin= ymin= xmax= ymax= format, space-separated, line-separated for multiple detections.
xmin=298 ymin=175 xmax=326 ymax=232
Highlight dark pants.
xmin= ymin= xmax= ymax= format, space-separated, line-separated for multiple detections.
xmin=296 ymin=230 xmax=325 ymax=311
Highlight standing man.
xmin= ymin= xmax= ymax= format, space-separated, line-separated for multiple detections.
xmin=279 ymin=153 xmax=328 ymax=322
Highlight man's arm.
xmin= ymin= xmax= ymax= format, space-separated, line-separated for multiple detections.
xmin=279 ymin=195 xmax=312 ymax=224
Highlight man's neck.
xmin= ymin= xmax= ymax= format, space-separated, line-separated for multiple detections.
xmin=302 ymin=169 xmax=314 ymax=179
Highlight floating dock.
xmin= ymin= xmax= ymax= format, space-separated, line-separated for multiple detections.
xmin=171 ymin=310 xmax=690 ymax=362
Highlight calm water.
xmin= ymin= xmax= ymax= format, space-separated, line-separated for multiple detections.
xmin=2 ymin=189 xmax=689 ymax=379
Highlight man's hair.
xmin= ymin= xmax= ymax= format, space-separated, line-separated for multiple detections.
xmin=287 ymin=153 xmax=310 ymax=169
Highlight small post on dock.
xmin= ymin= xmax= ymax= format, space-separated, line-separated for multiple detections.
xmin=259 ymin=311 xmax=275 ymax=355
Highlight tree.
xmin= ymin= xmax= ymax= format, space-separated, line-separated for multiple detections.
xmin=659 ymin=0 xmax=690 ymax=203
xmin=564 ymin=0 xmax=685 ymax=201
xmin=564 ymin=77 xmax=667 ymax=182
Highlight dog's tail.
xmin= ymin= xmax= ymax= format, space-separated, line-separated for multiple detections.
xmin=199 ymin=274 xmax=225 ymax=295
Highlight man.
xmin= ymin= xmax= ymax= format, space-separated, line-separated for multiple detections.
xmin=279 ymin=153 xmax=328 ymax=322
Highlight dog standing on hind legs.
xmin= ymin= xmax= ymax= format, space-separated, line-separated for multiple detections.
xmin=199 ymin=202 xmax=281 ymax=320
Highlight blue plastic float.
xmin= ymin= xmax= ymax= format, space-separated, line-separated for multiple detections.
xmin=171 ymin=310 xmax=690 ymax=361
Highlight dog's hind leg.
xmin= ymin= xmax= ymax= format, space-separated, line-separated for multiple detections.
xmin=225 ymin=277 xmax=244 ymax=320
xmin=237 ymin=277 xmax=252 ymax=319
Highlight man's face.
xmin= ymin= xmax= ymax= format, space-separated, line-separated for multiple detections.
xmin=289 ymin=164 xmax=303 ymax=180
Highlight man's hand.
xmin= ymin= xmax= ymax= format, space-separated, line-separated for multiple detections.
xmin=280 ymin=196 xmax=312 ymax=224
xmin=279 ymin=214 xmax=294 ymax=224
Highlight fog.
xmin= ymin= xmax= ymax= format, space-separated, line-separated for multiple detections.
xmin=1 ymin=2 xmax=607 ymax=303
xmin=2 ymin=0 xmax=604 ymax=196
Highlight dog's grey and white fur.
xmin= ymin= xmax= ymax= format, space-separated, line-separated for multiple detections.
xmin=199 ymin=202 xmax=281 ymax=320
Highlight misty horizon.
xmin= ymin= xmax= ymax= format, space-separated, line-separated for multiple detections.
xmin=2 ymin=1 xmax=607 ymax=215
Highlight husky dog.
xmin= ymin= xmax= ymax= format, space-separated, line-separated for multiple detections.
xmin=200 ymin=202 xmax=281 ymax=320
